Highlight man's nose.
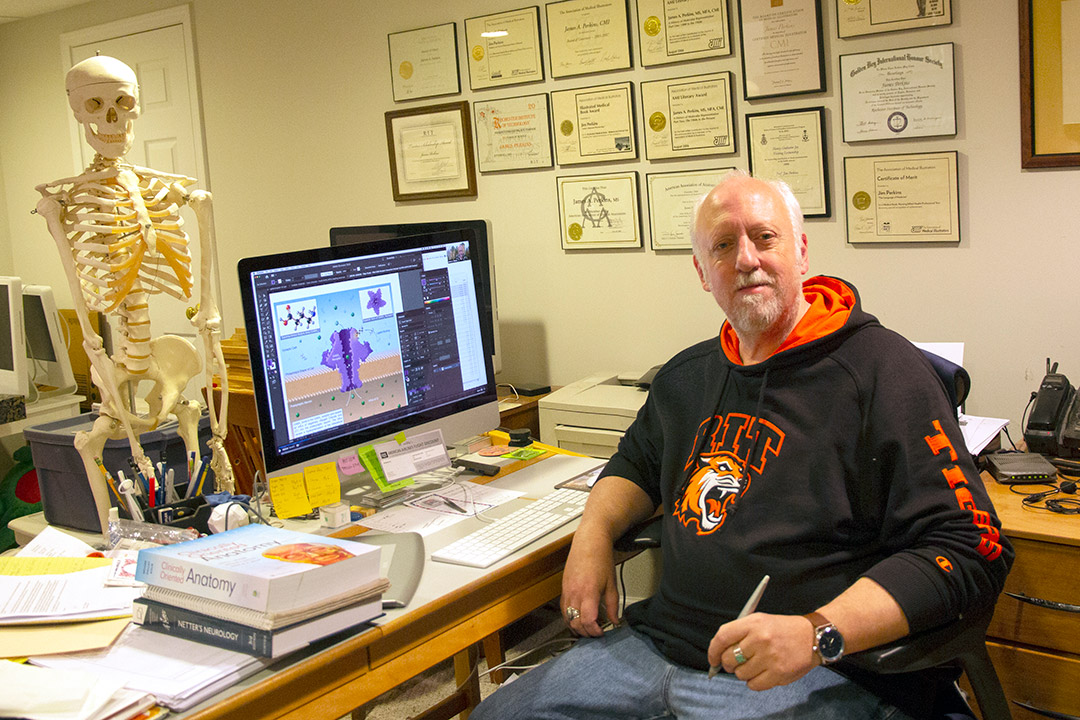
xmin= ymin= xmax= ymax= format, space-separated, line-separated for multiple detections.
xmin=733 ymin=235 xmax=759 ymax=271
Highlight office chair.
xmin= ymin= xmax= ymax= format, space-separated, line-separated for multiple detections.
xmin=614 ymin=350 xmax=1011 ymax=720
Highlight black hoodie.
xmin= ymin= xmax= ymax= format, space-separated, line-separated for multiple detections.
xmin=603 ymin=276 xmax=1012 ymax=716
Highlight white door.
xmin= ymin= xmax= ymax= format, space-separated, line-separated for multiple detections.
xmin=62 ymin=7 xmax=214 ymax=343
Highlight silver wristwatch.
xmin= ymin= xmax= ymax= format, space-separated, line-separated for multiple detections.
xmin=804 ymin=611 xmax=845 ymax=665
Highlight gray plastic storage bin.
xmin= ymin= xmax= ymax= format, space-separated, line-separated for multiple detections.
xmin=23 ymin=412 xmax=213 ymax=532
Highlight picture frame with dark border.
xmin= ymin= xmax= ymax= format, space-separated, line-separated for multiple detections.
xmin=384 ymin=101 xmax=478 ymax=201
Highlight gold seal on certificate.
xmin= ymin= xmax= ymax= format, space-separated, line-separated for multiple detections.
xmin=473 ymin=93 xmax=554 ymax=173
xmin=557 ymin=172 xmax=641 ymax=249
xmin=839 ymin=43 xmax=956 ymax=142
xmin=843 ymin=151 xmax=959 ymax=244
xmin=641 ymin=72 xmax=735 ymax=160
xmin=545 ymin=0 xmax=632 ymax=78
xmin=637 ymin=0 xmax=731 ymax=67
xmin=399 ymin=62 xmax=414 ymax=79
xmin=465 ymin=7 xmax=544 ymax=90
xmin=551 ymin=82 xmax=637 ymax=165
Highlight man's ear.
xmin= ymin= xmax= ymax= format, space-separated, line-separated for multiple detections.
xmin=797 ymin=233 xmax=809 ymax=274
xmin=693 ymin=255 xmax=710 ymax=291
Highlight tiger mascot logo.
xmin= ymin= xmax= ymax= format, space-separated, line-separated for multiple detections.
xmin=674 ymin=451 xmax=747 ymax=535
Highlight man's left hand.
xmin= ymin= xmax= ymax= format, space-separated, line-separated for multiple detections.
xmin=707 ymin=613 xmax=817 ymax=691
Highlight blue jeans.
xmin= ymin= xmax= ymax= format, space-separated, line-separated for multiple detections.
xmin=471 ymin=626 xmax=915 ymax=720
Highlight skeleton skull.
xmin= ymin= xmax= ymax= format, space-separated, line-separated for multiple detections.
xmin=66 ymin=56 xmax=140 ymax=160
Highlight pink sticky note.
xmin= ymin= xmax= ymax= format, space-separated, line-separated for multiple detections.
xmin=338 ymin=451 xmax=363 ymax=476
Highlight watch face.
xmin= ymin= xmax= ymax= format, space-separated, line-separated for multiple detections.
xmin=818 ymin=626 xmax=844 ymax=660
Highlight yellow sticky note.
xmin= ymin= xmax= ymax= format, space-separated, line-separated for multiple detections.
xmin=394 ymin=432 xmax=408 ymax=444
xmin=304 ymin=461 xmax=341 ymax=507
xmin=0 ymin=557 xmax=111 ymax=576
xmin=268 ymin=472 xmax=312 ymax=518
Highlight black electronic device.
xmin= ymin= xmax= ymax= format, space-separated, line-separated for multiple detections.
xmin=1023 ymin=359 xmax=1077 ymax=456
xmin=986 ymin=452 xmax=1058 ymax=484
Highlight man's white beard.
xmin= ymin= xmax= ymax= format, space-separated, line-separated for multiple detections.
xmin=727 ymin=271 xmax=787 ymax=334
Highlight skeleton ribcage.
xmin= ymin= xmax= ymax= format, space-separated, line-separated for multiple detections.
xmin=62 ymin=175 xmax=193 ymax=313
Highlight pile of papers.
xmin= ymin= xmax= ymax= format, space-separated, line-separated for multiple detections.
xmin=1 ymin=526 xmax=269 ymax=716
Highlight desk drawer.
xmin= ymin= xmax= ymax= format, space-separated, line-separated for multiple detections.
xmin=988 ymin=538 xmax=1080 ymax=655
xmin=987 ymin=641 xmax=1080 ymax=719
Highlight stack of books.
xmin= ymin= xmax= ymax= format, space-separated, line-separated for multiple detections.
xmin=132 ymin=524 xmax=389 ymax=658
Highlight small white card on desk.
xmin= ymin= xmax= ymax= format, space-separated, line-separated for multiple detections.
xmin=374 ymin=429 xmax=451 ymax=483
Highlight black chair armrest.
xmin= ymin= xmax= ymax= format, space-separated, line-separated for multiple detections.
xmin=613 ymin=514 xmax=662 ymax=553
xmin=845 ymin=604 xmax=993 ymax=674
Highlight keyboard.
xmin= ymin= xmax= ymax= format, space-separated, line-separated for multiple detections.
xmin=431 ymin=487 xmax=590 ymax=568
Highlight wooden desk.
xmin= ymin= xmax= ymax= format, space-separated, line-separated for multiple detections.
xmin=181 ymin=454 xmax=601 ymax=720
xmin=980 ymin=472 xmax=1080 ymax=719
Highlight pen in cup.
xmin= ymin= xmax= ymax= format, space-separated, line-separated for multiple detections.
xmin=708 ymin=574 xmax=770 ymax=678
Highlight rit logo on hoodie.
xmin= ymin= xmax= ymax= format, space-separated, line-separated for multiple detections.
xmin=674 ymin=413 xmax=785 ymax=535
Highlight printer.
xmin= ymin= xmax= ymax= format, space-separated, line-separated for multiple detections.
xmin=539 ymin=372 xmax=651 ymax=458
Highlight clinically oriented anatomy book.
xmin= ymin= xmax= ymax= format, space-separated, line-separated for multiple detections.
xmin=134 ymin=524 xmax=381 ymax=613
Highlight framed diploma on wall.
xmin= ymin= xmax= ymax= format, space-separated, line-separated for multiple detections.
xmin=387 ymin=23 xmax=461 ymax=102
xmin=747 ymin=107 xmax=829 ymax=218
xmin=646 ymin=168 xmax=734 ymax=250
xmin=1020 ymin=0 xmax=1080 ymax=168
xmin=465 ymin=7 xmax=544 ymax=90
xmin=836 ymin=0 xmax=951 ymax=38
xmin=474 ymin=94 xmax=554 ymax=172
xmin=737 ymin=0 xmax=825 ymax=100
xmin=839 ymin=43 xmax=956 ymax=143
xmin=636 ymin=0 xmax=732 ymax=67
xmin=384 ymin=101 xmax=478 ymax=201
xmin=641 ymin=72 xmax=736 ymax=159
xmin=843 ymin=151 xmax=959 ymax=244
xmin=551 ymin=82 xmax=637 ymax=165
xmin=557 ymin=171 xmax=641 ymax=249
xmin=545 ymin=0 xmax=632 ymax=78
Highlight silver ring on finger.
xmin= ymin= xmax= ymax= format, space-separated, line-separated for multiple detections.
xmin=565 ymin=606 xmax=580 ymax=621
xmin=733 ymin=645 xmax=747 ymax=665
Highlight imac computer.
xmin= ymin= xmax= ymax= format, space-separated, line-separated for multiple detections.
xmin=0 ymin=276 xmax=28 ymax=397
xmin=22 ymin=285 xmax=77 ymax=399
xmin=330 ymin=220 xmax=501 ymax=374
xmin=238 ymin=227 xmax=500 ymax=485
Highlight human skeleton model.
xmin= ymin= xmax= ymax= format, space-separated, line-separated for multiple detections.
xmin=35 ymin=56 xmax=233 ymax=535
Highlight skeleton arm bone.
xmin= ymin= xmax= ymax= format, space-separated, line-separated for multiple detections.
xmin=176 ymin=184 xmax=234 ymax=493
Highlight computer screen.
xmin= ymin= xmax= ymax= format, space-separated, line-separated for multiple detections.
xmin=22 ymin=285 xmax=77 ymax=398
xmin=329 ymin=220 xmax=501 ymax=374
xmin=239 ymin=228 xmax=500 ymax=478
xmin=0 ymin=276 xmax=28 ymax=397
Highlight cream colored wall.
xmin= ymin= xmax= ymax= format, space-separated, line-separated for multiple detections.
xmin=1 ymin=0 xmax=1078 ymax=436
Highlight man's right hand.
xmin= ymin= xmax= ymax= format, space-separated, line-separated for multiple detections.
xmin=558 ymin=475 xmax=655 ymax=637
xmin=561 ymin=529 xmax=620 ymax=636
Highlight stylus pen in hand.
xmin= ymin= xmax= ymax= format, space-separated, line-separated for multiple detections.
xmin=708 ymin=574 xmax=770 ymax=678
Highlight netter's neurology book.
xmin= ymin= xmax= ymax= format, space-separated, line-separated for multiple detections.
xmin=135 ymin=524 xmax=381 ymax=613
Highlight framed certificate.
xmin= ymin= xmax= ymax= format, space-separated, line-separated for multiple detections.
xmin=465 ymin=7 xmax=544 ymax=90
xmin=1020 ymin=0 xmax=1080 ymax=168
xmin=646 ymin=168 xmax=733 ymax=250
xmin=737 ymin=0 xmax=825 ymax=100
xmin=636 ymin=0 xmax=731 ymax=67
xmin=641 ymin=72 xmax=736 ymax=159
xmin=384 ymin=101 xmax=478 ymax=201
xmin=551 ymin=82 xmax=637 ymax=165
xmin=840 ymin=43 xmax=956 ymax=143
xmin=474 ymin=93 xmax=554 ymax=172
xmin=545 ymin=0 xmax=632 ymax=78
xmin=387 ymin=23 xmax=461 ymax=102
xmin=836 ymin=0 xmax=951 ymax=38
xmin=746 ymin=107 xmax=829 ymax=218
xmin=557 ymin=171 xmax=641 ymax=249
xmin=843 ymin=151 xmax=959 ymax=244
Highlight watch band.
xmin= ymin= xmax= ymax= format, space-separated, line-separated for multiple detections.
xmin=804 ymin=611 xmax=831 ymax=629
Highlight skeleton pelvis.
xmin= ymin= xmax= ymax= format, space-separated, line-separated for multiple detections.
xmin=93 ymin=334 xmax=202 ymax=432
